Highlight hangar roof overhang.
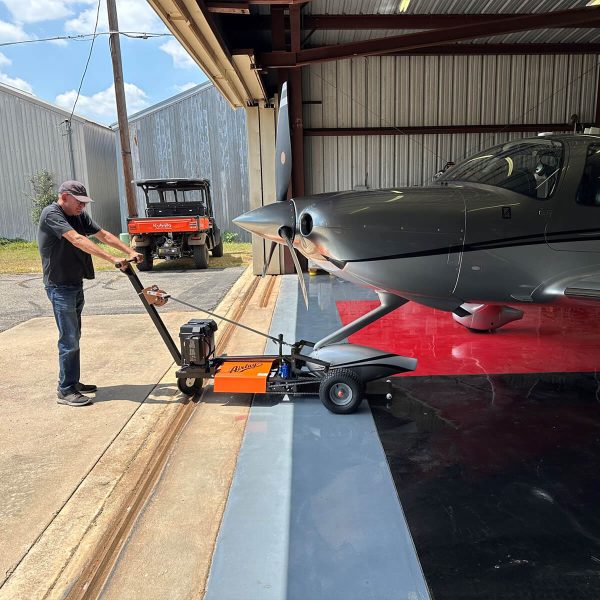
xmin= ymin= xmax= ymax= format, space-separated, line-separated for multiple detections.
xmin=147 ymin=0 xmax=600 ymax=108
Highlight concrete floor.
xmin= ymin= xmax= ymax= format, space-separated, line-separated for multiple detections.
xmin=0 ymin=266 xmax=245 ymax=332
xmin=0 ymin=265 xmax=252 ymax=599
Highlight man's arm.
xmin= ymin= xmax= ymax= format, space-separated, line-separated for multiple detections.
xmin=94 ymin=229 xmax=140 ymax=258
xmin=62 ymin=230 xmax=140 ymax=268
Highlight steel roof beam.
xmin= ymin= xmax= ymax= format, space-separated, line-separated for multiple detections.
xmin=258 ymin=6 xmax=600 ymax=67
xmin=303 ymin=13 xmax=600 ymax=30
xmin=379 ymin=43 xmax=600 ymax=56
xmin=304 ymin=124 xmax=574 ymax=136
xmin=220 ymin=13 xmax=600 ymax=31
xmin=207 ymin=0 xmax=312 ymax=6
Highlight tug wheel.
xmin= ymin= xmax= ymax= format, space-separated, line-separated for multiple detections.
xmin=319 ymin=369 xmax=364 ymax=414
xmin=177 ymin=377 xmax=203 ymax=396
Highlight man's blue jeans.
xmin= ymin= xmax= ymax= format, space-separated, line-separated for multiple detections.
xmin=46 ymin=284 xmax=84 ymax=394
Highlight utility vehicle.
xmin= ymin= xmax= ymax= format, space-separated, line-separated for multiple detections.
xmin=127 ymin=178 xmax=223 ymax=271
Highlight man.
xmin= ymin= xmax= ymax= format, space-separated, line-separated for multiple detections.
xmin=38 ymin=180 xmax=142 ymax=407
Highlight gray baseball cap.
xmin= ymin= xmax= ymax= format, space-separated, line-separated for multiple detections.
xmin=58 ymin=180 xmax=94 ymax=202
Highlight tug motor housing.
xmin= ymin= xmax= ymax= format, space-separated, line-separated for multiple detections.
xmin=179 ymin=319 xmax=217 ymax=372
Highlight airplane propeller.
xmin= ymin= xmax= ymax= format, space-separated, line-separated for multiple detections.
xmin=275 ymin=82 xmax=292 ymax=204
xmin=258 ymin=82 xmax=308 ymax=308
xmin=280 ymin=226 xmax=308 ymax=308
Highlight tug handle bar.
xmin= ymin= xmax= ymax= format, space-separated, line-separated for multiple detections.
xmin=114 ymin=258 xmax=137 ymax=269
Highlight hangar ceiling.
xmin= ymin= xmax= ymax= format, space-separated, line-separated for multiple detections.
xmin=147 ymin=0 xmax=600 ymax=109
xmin=145 ymin=0 xmax=600 ymax=274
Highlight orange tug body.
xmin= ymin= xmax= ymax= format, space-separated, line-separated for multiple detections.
xmin=213 ymin=360 xmax=276 ymax=394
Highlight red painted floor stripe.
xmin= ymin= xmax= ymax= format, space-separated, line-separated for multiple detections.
xmin=337 ymin=301 xmax=600 ymax=376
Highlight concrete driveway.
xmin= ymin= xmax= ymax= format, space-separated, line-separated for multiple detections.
xmin=0 ymin=265 xmax=256 ymax=597
xmin=0 ymin=266 xmax=246 ymax=332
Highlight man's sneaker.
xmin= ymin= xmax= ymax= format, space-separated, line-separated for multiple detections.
xmin=57 ymin=390 xmax=92 ymax=407
xmin=76 ymin=382 xmax=97 ymax=393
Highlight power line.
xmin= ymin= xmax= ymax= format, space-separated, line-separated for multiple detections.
xmin=0 ymin=30 xmax=172 ymax=48
xmin=69 ymin=0 xmax=103 ymax=121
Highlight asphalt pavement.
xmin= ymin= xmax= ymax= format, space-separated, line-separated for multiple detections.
xmin=0 ymin=266 xmax=246 ymax=332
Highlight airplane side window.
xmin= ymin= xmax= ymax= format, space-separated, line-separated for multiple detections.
xmin=576 ymin=146 xmax=600 ymax=206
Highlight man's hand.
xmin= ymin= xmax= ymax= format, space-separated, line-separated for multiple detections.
xmin=129 ymin=251 xmax=144 ymax=264
xmin=113 ymin=256 xmax=134 ymax=272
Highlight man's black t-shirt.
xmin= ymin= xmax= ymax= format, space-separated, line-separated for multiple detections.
xmin=38 ymin=203 xmax=101 ymax=286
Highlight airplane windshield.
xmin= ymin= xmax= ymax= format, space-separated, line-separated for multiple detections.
xmin=438 ymin=139 xmax=563 ymax=199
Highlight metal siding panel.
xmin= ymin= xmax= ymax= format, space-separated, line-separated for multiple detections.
xmin=337 ymin=60 xmax=352 ymax=128
xmin=303 ymin=52 xmax=600 ymax=194
xmin=350 ymin=58 xmax=366 ymax=128
xmin=0 ymin=86 xmax=117 ymax=240
xmin=395 ymin=57 xmax=411 ymax=127
xmin=367 ymin=135 xmax=379 ymax=189
xmin=410 ymin=56 xmax=425 ymax=126
xmin=82 ymin=123 xmax=120 ymax=234
xmin=114 ymin=84 xmax=250 ymax=240
xmin=494 ymin=55 xmax=512 ymax=124
xmin=367 ymin=57 xmax=381 ymax=127
xmin=352 ymin=135 xmax=367 ymax=189
xmin=337 ymin=137 xmax=352 ymax=190
xmin=322 ymin=62 xmax=338 ymax=128
xmin=466 ymin=55 xmax=483 ymax=125
xmin=307 ymin=136 xmax=325 ymax=194
xmin=323 ymin=137 xmax=338 ymax=192
xmin=423 ymin=56 xmax=438 ymax=126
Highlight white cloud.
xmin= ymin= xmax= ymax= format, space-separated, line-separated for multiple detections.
xmin=160 ymin=39 xmax=196 ymax=69
xmin=1 ymin=0 xmax=79 ymax=24
xmin=55 ymin=82 xmax=149 ymax=123
xmin=0 ymin=72 xmax=33 ymax=94
xmin=0 ymin=19 xmax=30 ymax=43
xmin=174 ymin=82 xmax=198 ymax=93
xmin=66 ymin=0 xmax=166 ymax=34
xmin=0 ymin=52 xmax=11 ymax=66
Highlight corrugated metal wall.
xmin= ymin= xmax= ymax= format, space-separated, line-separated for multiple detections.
xmin=115 ymin=83 xmax=250 ymax=241
xmin=303 ymin=54 xmax=599 ymax=193
xmin=0 ymin=85 xmax=120 ymax=240
xmin=82 ymin=125 xmax=122 ymax=235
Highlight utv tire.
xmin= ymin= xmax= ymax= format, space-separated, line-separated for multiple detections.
xmin=211 ymin=239 xmax=224 ymax=258
xmin=193 ymin=244 xmax=209 ymax=269
xmin=319 ymin=368 xmax=364 ymax=415
xmin=135 ymin=246 xmax=153 ymax=271
xmin=177 ymin=377 xmax=203 ymax=396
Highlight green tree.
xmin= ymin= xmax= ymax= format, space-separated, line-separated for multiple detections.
xmin=28 ymin=169 xmax=56 ymax=225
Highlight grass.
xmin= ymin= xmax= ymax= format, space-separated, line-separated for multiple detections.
xmin=0 ymin=238 xmax=252 ymax=274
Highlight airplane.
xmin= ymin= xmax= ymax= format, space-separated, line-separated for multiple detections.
xmin=234 ymin=83 xmax=600 ymax=355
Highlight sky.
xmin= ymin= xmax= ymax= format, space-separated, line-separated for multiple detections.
xmin=0 ymin=0 xmax=209 ymax=125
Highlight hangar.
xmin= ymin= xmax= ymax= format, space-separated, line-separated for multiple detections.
xmin=140 ymin=1 xmax=600 ymax=598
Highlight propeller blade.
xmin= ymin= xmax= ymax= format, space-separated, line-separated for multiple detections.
xmin=262 ymin=241 xmax=277 ymax=277
xmin=280 ymin=227 xmax=308 ymax=309
xmin=275 ymin=82 xmax=292 ymax=203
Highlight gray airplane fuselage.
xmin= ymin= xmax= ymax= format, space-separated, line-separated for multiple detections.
xmin=236 ymin=134 xmax=600 ymax=313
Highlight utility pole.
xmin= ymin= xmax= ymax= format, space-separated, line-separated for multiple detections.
xmin=107 ymin=0 xmax=137 ymax=217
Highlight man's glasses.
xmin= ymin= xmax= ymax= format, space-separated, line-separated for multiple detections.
xmin=68 ymin=195 xmax=87 ymax=207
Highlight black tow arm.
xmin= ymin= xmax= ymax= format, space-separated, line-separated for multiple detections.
xmin=117 ymin=261 xmax=182 ymax=365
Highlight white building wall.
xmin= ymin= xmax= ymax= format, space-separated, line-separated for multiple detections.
xmin=0 ymin=84 xmax=119 ymax=240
